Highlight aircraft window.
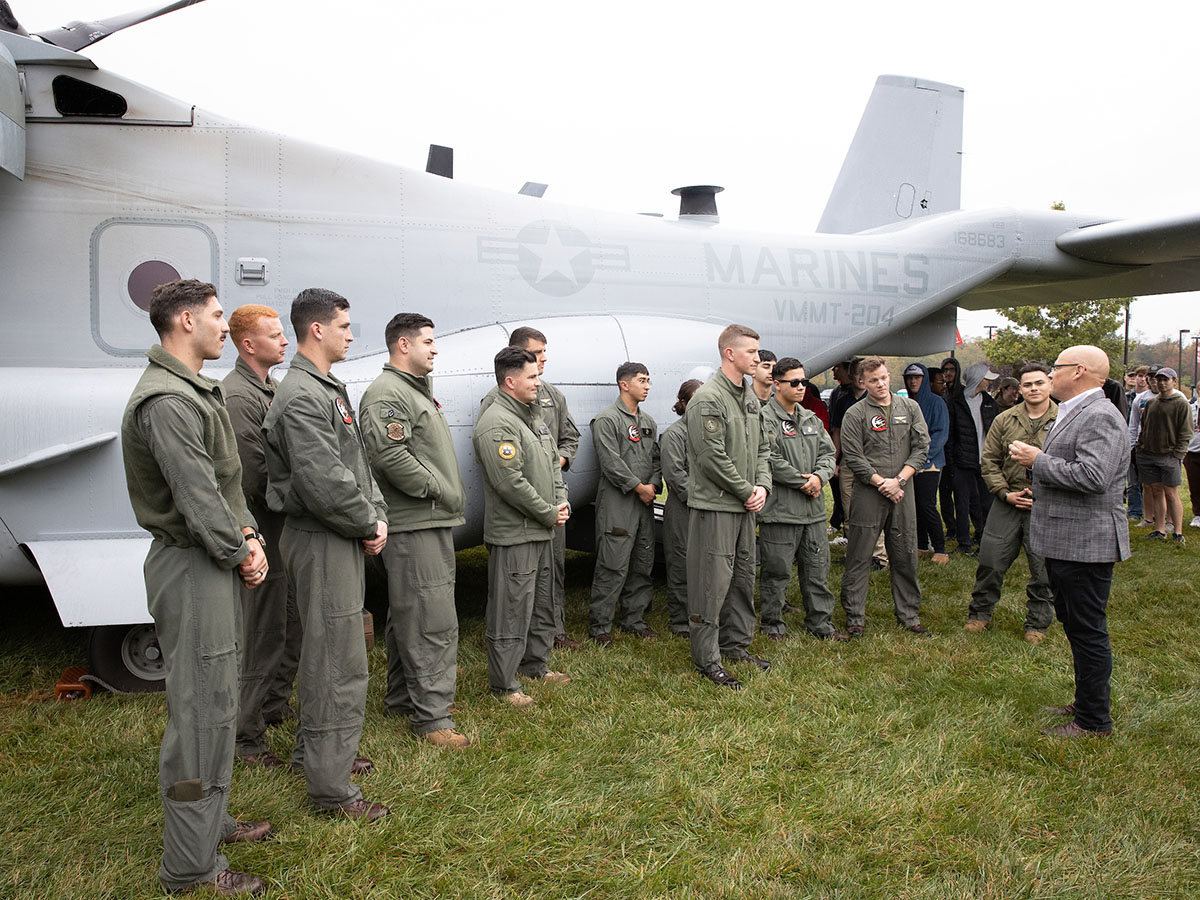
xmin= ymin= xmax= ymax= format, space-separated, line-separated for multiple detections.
xmin=52 ymin=75 xmax=128 ymax=118
xmin=127 ymin=261 xmax=182 ymax=312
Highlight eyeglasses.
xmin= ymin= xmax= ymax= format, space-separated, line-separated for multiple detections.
xmin=624 ymin=377 xmax=651 ymax=385
xmin=775 ymin=379 xmax=805 ymax=388
xmin=1050 ymin=362 xmax=1082 ymax=370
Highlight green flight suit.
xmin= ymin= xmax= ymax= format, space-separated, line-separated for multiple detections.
xmin=121 ymin=345 xmax=255 ymax=891
xmin=224 ymin=358 xmax=298 ymax=757
xmin=361 ymin=364 xmax=466 ymax=735
xmin=482 ymin=381 xmax=579 ymax=634
xmin=759 ymin=397 xmax=838 ymax=636
xmin=659 ymin=417 xmax=691 ymax=635
xmin=262 ymin=352 xmax=387 ymax=810
xmin=685 ymin=371 xmax=772 ymax=672
xmin=839 ymin=393 xmax=930 ymax=628
xmin=588 ymin=399 xmax=662 ymax=635
xmin=968 ymin=401 xmax=1058 ymax=631
xmin=473 ymin=389 xmax=567 ymax=694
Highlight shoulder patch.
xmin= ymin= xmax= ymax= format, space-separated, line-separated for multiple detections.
xmin=702 ymin=416 xmax=721 ymax=436
xmin=334 ymin=397 xmax=353 ymax=425
xmin=386 ymin=422 xmax=405 ymax=441
xmin=498 ymin=442 xmax=517 ymax=460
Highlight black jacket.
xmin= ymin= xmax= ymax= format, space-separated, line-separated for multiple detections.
xmin=946 ymin=389 xmax=998 ymax=471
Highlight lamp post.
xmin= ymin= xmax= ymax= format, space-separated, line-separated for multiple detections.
xmin=1180 ymin=329 xmax=1191 ymax=379
xmin=1192 ymin=334 xmax=1199 ymax=396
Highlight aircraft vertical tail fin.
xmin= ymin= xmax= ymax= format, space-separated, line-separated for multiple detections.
xmin=817 ymin=75 xmax=963 ymax=235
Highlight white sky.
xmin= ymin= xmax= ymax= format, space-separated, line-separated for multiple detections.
xmin=22 ymin=0 xmax=1200 ymax=343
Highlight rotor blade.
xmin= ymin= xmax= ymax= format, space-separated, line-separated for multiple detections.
xmin=519 ymin=182 xmax=548 ymax=198
xmin=0 ymin=1 xmax=30 ymax=37
xmin=426 ymin=144 xmax=453 ymax=179
xmin=35 ymin=0 xmax=206 ymax=52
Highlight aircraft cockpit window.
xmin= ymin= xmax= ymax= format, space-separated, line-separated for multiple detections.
xmin=52 ymin=75 xmax=128 ymax=118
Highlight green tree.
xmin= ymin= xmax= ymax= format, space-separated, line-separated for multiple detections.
xmin=983 ymin=202 xmax=1128 ymax=374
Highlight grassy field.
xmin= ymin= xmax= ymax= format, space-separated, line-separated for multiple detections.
xmin=3 ymin=511 xmax=1200 ymax=899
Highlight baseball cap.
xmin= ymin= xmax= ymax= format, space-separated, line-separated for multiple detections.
xmin=903 ymin=364 xmax=924 ymax=376
xmin=1156 ymin=367 xmax=1178 ymax=379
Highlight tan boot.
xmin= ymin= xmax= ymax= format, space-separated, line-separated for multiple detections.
xmin=421 ymin=728 xmax=471 ymax=750
xmin=963 ymin=620 xmax=988 ymax=633
xmin=1024 ymin=630 xmax=1045 ymax=645
xmin=499 ymin=690 xmax=535 ymax=708
xmin=537 ymin=670 xmax=572 ymax=684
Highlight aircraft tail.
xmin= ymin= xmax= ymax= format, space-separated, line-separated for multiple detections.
xmin=817 ymin=75 xmax=963 ymax=235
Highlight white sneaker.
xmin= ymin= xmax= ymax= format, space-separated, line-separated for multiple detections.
xmin=1167 ymin=522 xmax=1176 ymax=534
xmin=830 ymin=535 xmax=848 ymax=546
xmin=1136 ymin=519 xmax=1155 ymax=528
xmin=1189 ymin=516 xmax=1200 ymax=528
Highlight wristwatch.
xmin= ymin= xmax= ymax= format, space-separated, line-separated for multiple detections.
xmin=896 ymin=476 xmax=908 ymax=487
xmin=247 ymin=531 xmax=267 ymax=550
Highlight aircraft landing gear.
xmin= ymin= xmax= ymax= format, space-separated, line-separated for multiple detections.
xmin=86 ymin=623 xmax=165 ymax=693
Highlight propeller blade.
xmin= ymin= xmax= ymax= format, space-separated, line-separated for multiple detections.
xmin=0 ymin=1 xmax=29 ymax=36
xmin=35 ymin=0 xmax=206 ymax=52
xmin=426 ymin=144 xmax=453 ymax=179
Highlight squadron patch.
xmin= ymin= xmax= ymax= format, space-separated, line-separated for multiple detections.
xmin=746 ymin=401 xmax=759 ymax=414
xmin=870 ymin=414 xmax=888 ymax=432
xmin=539 ymin=397 xmax=555 ymax=408
xmin=628 ymin=424 xmax=641 ymax=442
xmin=386 ymin=422 xmax=405 ymax=442
xmin=642 ymin=427 xmax=653 ymax=438
xmin=335 ymin=397 xmax=353 ymax=425
xmin=703 ymin=417 xmax=720 ymax=435
xmin=781 ymin=421 xmax=797 ymax=437
xmin=498 ymin=442 xmax=517 ymax=460
xmin=802 ymin=424 xmax=818 ymax=436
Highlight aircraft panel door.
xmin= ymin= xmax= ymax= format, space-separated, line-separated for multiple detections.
xmin=0 ymin=41 xmax=24 ymax=179
xmin=91 ymin=218 xmax=218 ymax=357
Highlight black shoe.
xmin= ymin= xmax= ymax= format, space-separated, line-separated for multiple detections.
xmin=1145 ymin=531 xmax=1167 ymax=541
xmin=870 ymin=559 xmax=887 ymax=571
xmin=906 ymin=623 xmax=932 ymax=637
xmin=591 ymin=632 xmax=614 ymax=646
xmin=263 ymin=705 xmax=297 ymax=726
xmin=624 ymin=626 xmax=660 ymax=640
xmin=672 ymin=630 xmax=690 ymax=639
xmin=846 ymin=624 xmax=865 ymax=638
xmin=764 ymin=632 xmax=786 ymax=642
xmin=724 ymin=652 xmax=771 ymax=671
xmin=814 ymin=630 xmax=851 ymax=642
xmin=698 ymin=666 xmax=741 ymax=690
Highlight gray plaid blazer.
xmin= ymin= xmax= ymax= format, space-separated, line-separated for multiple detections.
xmin=1030 ymin=391 xmax=1131 ymax=563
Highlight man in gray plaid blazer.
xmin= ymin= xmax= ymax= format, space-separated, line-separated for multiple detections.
xmin=1010 ymin=345 xmax=1130 ymax=737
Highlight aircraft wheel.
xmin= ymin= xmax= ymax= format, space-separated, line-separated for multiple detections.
xmin=87 ymin=623 xmax=166 ymax=693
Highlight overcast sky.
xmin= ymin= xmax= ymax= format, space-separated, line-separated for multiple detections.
xmin=22 ymin=0 xmax=1200 ymax=345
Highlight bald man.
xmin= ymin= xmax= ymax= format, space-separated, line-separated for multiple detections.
xmin=1010 ymin=346 xmax=1130 ymax=738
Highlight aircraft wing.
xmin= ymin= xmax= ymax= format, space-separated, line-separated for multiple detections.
xmin=959 ymin=211 xmax=1200 ymax=310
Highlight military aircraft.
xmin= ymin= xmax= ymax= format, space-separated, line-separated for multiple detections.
xmin=2 ymin=0 xmax=1199 ymax=691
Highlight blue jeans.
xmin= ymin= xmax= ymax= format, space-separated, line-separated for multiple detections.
xmin=1127 ymin=450 xmax=1143 ymax=518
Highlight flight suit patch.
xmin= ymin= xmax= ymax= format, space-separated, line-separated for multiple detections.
xmin=539 ymin=397 xmax=555 ymax=408
xmin=746 ymin=401 xmax=759 ymax=414
xmin=335 ymin=397 xmax=353 ymax=425
xmin=781 ymin=421 xmax=797 ymax=437
xmin=386 ymin=422 xmax=405 ymax=441
xmin=893 ymin=415 xmax=908 ymax=424
xmin=801 ymin=424 xmax=818 ymax=436
xmin=870 ymin=414 xmax=888 ymax=432
xmin=383 ymin=408 xmax=395 ymax=417
xmin=628 ymin=424 xmax=641 ymax=442
xmin=642 ymin=427 xmax=653 ymax=438
xmin=702 ymin=416 xmax=721 ymax=437
xmin=498 ymin=442 xmax=517 ymax=460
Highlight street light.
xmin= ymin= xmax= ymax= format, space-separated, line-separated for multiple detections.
xmin=1192 ymin=334 xmax=1200 ymax=396
xmin=1180 ymin=329 xmax=1191 ymax=378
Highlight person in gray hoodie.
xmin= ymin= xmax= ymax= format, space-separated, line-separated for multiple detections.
xmin=903 ymin=363 xmax=949 ymax=563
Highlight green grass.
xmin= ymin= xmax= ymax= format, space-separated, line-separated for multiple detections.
xmin=3 ymin=505 xmax=1200 ymax=899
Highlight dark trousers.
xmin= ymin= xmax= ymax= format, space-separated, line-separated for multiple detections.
xmin=829 ymin=474 xmax=845 ymax=530
xmin=914 ymin=469 xmax=944 ymax=553
xmin=952 ymin=466 xmax=992 ymax=547
xmin=1045 ymin=557 xmax=1114 ymax=733
xmin=1184 ymin=451 xmax=1200 ymax=517
xmin=939 ymin=463 xmax=957 ymax=536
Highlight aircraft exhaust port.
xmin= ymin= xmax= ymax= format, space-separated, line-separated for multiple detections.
xmin=86 ymin=623 xmax=165 ymax=693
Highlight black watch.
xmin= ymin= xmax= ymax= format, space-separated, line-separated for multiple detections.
xmin=247 ymin=531 xmax=267 ymax=550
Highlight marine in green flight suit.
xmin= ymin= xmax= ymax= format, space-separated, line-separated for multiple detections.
xmin=223 ymin=304 xmax=297 ymax=767
xmin=757 ymin=358 xmax=846 ymax=640
xmin=659 ymin=378 xmax=702 ymax=638
xmin=685 ymin=325 xmax=773 ymax=690
xmin=121 ymin=280 xmax=269 ymax=894
xmin=839 ymin=357 xmax=931 ymax=635
xmin=262 ymin=289 xmax=390 ymax=821
xmin=473 ymin=346 xmax=571 ymax=706
xmin=481 ymin=326 xmax=580 ymax=646
xmin=360 ymin=313 xmax=470 ymax=750
xmin=588 ymin=363 xmax=663 ymax=640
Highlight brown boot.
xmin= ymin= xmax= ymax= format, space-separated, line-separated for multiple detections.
xmin=221 ymin=821 xmax=272 ymax=844
xmin=174 ymin=868 xmax=265 ymax=895
xmin=333 ymin=798 xmax=390 ymax=822
xmin=420 ymin=728 xmax=471 ymax=750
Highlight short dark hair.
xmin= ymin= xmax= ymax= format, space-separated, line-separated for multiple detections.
xmin=149 ymin=279 xmax=216 ymax=338
xmin=673 ymin=379 xmax=702 ymax=416
xmin=291 ymin=288 xmax=350 ymax=341
xmin=616 ymin=361 xmax=649 ymax=384
xmin=385 ymin=313 xmax=434 ymax=351
xmin=758 ymin=350 xmax=777 ymax=365
xmin=772 ymin=357 xmax=803 ymax=381
xmin=509 ymin=326 xmax=548 ymax=349
xmin=495 ymin=346 xmax=537 ymax=386
xmin=1017 ymin=362 xmax=1051 ymax=379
